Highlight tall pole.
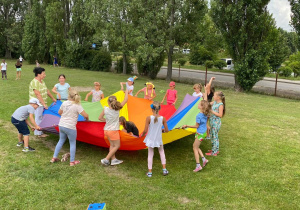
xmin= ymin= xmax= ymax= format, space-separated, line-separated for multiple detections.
xmin=275 ymin=73 xmax=278 ymax=96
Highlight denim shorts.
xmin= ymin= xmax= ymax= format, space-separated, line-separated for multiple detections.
xmin=11 ymin=117 xmax=30 ymax=136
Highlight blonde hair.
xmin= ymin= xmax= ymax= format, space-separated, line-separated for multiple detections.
xmin=68 ymin=89 xmax=81 ymax=104
xmin=145 ymin=82 xmax=155 ymax=97
xmin=216 ymin=91 xmax=226 ymax=116
xmin=193 ymin=83 xmax=202 ymax=92
xmin=200 ymin=100 xmax=211 ymax=116
xmin=108 ymin=95 xmax=122 ymax=110
xmin=151 ymin=101 xmax=161 ymax=123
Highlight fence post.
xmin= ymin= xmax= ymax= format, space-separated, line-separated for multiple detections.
xmin=275 ymin=73 xmax=278 ymax=96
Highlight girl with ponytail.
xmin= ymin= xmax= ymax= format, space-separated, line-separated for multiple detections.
xmin=141 ymin=101 xmax=169 ymax=177
xmin=99 ymin=89 xmax=129 ymax=166
xmin=204 ymin=89 xmax=225 ymax=156
xmin=51 ymin=89 xmax=89 ymax=166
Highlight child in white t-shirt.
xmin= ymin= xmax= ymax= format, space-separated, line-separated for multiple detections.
xmin=1 ymin=59 xmax=7 ymax=80
xmin=120 ymin=77 xmax=135 ymax=96
xmin=192 ymin=83 xmax=203 ymax=98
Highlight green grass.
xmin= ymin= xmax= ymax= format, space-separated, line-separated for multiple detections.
xmin=1 ymin=59 xmax=300 ymax=209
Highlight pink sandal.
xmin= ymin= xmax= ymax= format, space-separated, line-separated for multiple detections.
xmin=70 ymin=160 xmax=80 ymax=166
xmin=50 ymin=158 xmax=60 ymax=163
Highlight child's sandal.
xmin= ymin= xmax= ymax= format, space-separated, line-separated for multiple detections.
xmin=50 ymin=158 xmax=60 ymax=163
xmin=70 ymin=160 xmax=80 ymax=166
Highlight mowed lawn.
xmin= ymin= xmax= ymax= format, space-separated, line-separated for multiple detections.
xmin=0 ymin=59 xmax=300 ymax=209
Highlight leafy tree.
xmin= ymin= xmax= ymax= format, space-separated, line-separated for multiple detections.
xmin=214 ymin=60 xmax=227 ymax=70
xmin=211 ymin=0 xmax=277 ymax=91
xmin=0 ymin=0 xmax=26 ymax=58
xmin=278 ymin=66 xmax=292 ymax=77
xmin=189 ymin=45 xmax=216 ymax=65
xmin=290 ymin=0 xmax=300 ymax=37
xmin=268 ymin=28 xmax=291 ymax=72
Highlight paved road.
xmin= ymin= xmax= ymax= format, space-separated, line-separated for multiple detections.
xmin=158 ymin=67 xmax=300 ymax=94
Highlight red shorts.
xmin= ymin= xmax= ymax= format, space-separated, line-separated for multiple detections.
xmin=104 ymin=130 xmax=120 ymax=141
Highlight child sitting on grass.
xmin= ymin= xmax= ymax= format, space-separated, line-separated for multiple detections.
xmin=120 ymin=77 xmax=136 ymax=96
xmin=192 ymin=83 xmax=203 ymax=98
xmin=161 ymin=81 xmax=178 ymax=106
xmin=85 ymin=82 xmax=104 ymax=102
xmin=135 ymin=82 xmax=156 ymax=100
xmin=11 ymin=98 xmax=41 ymax=152
xmin=182 ymin=100 xmax=211 ymax=172
xmin=141 ymin=101 xmax=169 ymax=177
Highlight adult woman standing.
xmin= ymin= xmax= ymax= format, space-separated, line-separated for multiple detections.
xmin=52 ymin=74 xmax=71 ymax=100
xmin=29 ymin=67 xmax=56 ymax=137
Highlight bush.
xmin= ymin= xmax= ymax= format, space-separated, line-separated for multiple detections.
xmin=289 ymin=61 xmax=300 ymax=77
xmin=137 ymin=52 xmax=165 ymax=79
xmin=205 ymin=60 xmax=214 ymax=68
xmin=189 ymin=45 xmax=216 ymax=65
xmin=214 ymin=60 xmax=227 ymax=69
xmin=178 ymin=58 xmax=187 ymax=66
xmin=91 ymin=49 xmax=112 ymax=71
xmin=115 ymin=56 xmax=133 ymax=74
xmin=278 ymin=66 xmax=292 ymax=77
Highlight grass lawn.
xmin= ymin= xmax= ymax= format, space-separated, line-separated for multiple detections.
xmin=0 ymin=59 xmax=300 ymax=209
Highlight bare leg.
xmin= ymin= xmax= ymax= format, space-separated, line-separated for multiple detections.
xmin=18 ymin=133 xmax=23 ymax=143
xmin=105 ymin=139 xmax=120 ymax=160
xmin=193 ymin=139 xmax=201 ymax=163
xmin=23 ymin=135 xmax=29 ymax=148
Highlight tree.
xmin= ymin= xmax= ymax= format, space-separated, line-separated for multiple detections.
xmin=0 ymin=0 xmax=26 ymax=58
xmin=211 ymin=0 xmax=277 ymax=91
xmin=290 ymin=0 xmax=300 ymax=50
xmin=268 ymin=28 xmax=291 ymax=72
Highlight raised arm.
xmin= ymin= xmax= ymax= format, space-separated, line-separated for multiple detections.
xmin=121 ymin=89 xmax=129 ymax=107
xmin=206 ymin=77 xmax=215 ymax=94
xmin=85 ymin=91 xmax=93 ymax=101
xmin=120 ymin=82 xmax=126 ymax=90
xmin=141 ymin=116 xmax=151 ymax=137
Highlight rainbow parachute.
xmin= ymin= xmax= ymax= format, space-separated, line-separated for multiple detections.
xmin=40 ymin=91 xmax=201 ymax=150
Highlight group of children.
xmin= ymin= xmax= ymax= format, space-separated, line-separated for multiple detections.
xmin=11 ymin=72 xmax=225 ymax=175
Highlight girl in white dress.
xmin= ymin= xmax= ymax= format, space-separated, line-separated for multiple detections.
xmin=141 ymin=101 xmax=169 ymax=177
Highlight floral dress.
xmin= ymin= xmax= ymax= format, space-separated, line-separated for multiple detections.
xmin=209 ymin=101 xmax=223 ymax=154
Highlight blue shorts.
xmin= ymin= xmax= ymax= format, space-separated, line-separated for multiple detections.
xmin=11 ymin=117 xmax=30 ymax=136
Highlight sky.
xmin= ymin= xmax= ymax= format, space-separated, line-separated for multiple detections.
xmin=267 ymin=0 xmax=293 ymax=31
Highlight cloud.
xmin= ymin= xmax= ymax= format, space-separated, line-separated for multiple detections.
xmin=267 ymin=0 xmax=293 ymax=31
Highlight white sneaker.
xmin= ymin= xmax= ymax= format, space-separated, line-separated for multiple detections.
xmin=101 ymin=158 xmax=110 ymax=166
xmin=111 ymin=159 xmax=123 ymax=166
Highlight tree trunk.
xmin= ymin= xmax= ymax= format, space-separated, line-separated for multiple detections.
xmin=65 ymin=0 xmax=70 ymax=38
xmin=166 ymin=46 xmax=173 ymax=81
xmin=123 ymin=53 xmax=127 ymax=74
xmin=234 ymin=74 xmax=243 ymax=92
xmin=5 ymin=48 xmax=11 ymax=59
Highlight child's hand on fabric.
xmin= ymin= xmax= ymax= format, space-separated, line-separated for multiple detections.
xmin=35 ymin=126 xmax=41 ymax=130
xmin=44 ymin=105 xmax=48 ymax=110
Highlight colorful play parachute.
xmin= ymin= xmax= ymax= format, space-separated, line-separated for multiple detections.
xmin=40 ymin=91 xmax=201 ymax=150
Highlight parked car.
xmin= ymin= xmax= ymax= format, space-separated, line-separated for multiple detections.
xmin=182 ymin=49 xmax=190 ymax=54
xmin=221 ymin=58 xmax=234 ymax=70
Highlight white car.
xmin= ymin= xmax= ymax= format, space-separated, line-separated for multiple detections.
xmin=221 ymin=58 xmax=234 ymax=70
